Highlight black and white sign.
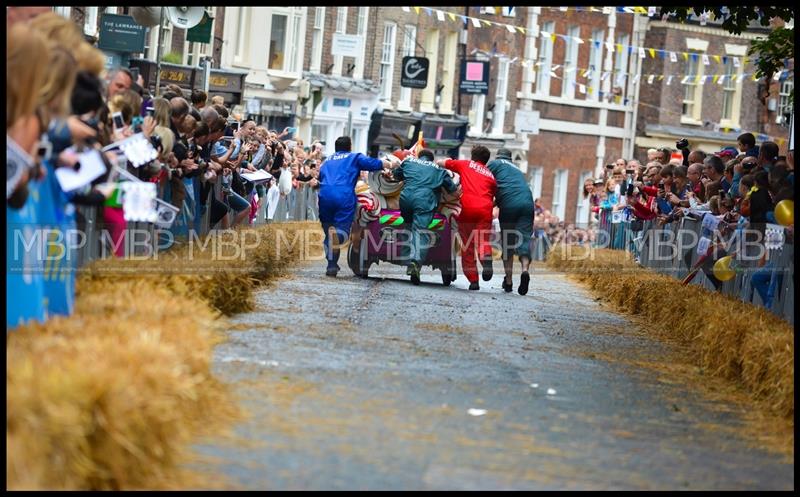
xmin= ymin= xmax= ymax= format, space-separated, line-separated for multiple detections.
xmin=401 ymin=56 xmax=429 ymax=89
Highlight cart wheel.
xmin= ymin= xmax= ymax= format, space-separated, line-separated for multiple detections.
xmin=347 ymin=236 xmax=370 ymax=278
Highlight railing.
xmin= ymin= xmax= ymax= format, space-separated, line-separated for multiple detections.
xmin=71 ymin=180 xmax=321 ymax=268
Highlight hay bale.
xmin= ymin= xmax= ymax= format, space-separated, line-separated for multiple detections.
xmin=547 ymin=247 xmax=794 ymax=423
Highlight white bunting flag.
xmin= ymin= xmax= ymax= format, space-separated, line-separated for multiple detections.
xmin=702 ymin=54 xmax=710 ymax=65
xmin=718 ymin=75 xmax=725 ymax=85
xmin=601 ymin=71 xmax=610 ymax=81
xmin=639 ymin=47 xmax=646 ymax=59
xmin=549 ymin=71 xmax=558 ymax=78
xmin=506 ymin=24 xmax=516 ymax=33
xmin=647 ymin=74 xmax=654 ymax=84
xmin=699 ymin=75 xmax=706 ymax=85
xmin=579 ymin=83 xmax=586 ymax=94
xmin=632 ymin=74 xmax=640 ymax=84
xmin=565 ymin=66 xmax=576 ymax=73
xmin=680 ymin=76 xmax=689 ymax=84
xmin=669 ymin=51 xmax=678 ymax=63
xmin=402 ymin=7 xmax=410 ymax=12
xmin=648 ymin=6 xmax=656 ymax=16
xmin=773 ymin=71 xmax=782 ymax=81
xmin=471 ymin=17 xmax=481 ymax=28
xmin=551 ymin=64 xmax=561 ymax=72
xmin=559 ymin=6 xmax=568 ymax=11
xmin=733 ymin=57 xmax=740 ymax=68
xmin=737 ymin=74 xmax=745 ymax=83
xmin=602 ymin=7 xmax=613 ymax=15
xmin=575 ymin=36 xmax=584 ymax=44
xmin=606 ymin=41 xmax=614 ymax=53
xmin=540 ymin=30 xmax=550 ymax=38
xmin=666 ymin=75 xmax=673 ymax=85
xmin=436 ymin=10 xmax=445 ymax=22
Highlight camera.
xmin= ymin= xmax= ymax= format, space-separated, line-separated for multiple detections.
xmin=676 ymin=138 xmax=689 ymax=150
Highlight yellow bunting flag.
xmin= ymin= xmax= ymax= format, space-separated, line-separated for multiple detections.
xmin=683 ymin=52 xmax=689 ymax=61
xmin=649 ymin=48 xmax=655 ymax=58
xmin=713 ymin=55 xmax=721 ymax=64
xmin=712 ymin=75 xmax=719 ymax=83
xmin=616 ymin=43 xmax=622 ymax=53
xmin=517 ymin=26 xmax=526 ymax=34
xmin=742 ymin=57 xmax=749 ymax=66
xmin=448 ymin=12 xmax=456 ymax=21
xmin=551 ymin=33 xmax=556 ymax=43
xmin=658 ymin=75 xmax=665 ymax=81
xmin=414 ymin=7 xmax=420 ymax=14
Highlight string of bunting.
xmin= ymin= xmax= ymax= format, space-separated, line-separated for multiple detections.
xmin=540 ymin=69 xmax=789 ymax=147
xmin=400 ymin=6 xmax=781 ymax=64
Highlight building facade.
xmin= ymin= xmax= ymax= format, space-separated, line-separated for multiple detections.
xmin=635 ymin=16 xmax=792 ymax=160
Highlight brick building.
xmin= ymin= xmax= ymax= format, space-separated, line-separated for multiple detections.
xmin=634 ymin=16 xmax=792 ymax=160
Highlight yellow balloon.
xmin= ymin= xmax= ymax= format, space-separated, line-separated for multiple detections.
xmin=774 ymin=199 xmax=794 ymax=227
xmin=713 ymin=256 xmax=736 ymax=282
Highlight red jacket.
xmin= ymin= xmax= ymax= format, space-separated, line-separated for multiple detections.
xmin=443 ymin=159 xmax=496 ymax=216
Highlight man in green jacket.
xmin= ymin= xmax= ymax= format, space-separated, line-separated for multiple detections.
xmin=392 ymin=149 xmax=458 ymax=285
xmin=486 ymin=149 xmax=534 ymax=295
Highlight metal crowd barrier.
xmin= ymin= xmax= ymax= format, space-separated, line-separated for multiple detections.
xmin=72 ymin=179 xmax=322 ymax=269
xmin=635 ymin=214 xmax=794 ymax=323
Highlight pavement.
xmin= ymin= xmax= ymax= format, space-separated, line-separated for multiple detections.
xmin=189 ymin=258 xmax=794 ymax=490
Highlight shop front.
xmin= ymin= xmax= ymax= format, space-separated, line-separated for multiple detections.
xmin=128 ymin=58 xmax=247 ymax=106
xmin=367 ymin=109 xmax=424 ymax=158
xmin=245 ymin=96 xmax=296 ymax=131
xmin=420 ymin=114 xmax=469 ymax=160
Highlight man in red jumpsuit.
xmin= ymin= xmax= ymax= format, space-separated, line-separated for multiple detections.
xmin=437 ymin=145 xmax=497 ymax=290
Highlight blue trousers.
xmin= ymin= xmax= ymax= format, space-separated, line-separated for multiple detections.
xmin=751 ymin=261 xmax=782 ymax=309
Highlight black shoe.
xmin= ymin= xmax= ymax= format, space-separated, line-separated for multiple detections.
xmin=409 ymin=262 xmax=421 ymax=286
xmin=518 ymin=271 xmax=530 ymax=296
xmin=325 ymin=269 xmax=338 ymax=277
xmin=502 ymin=277 xmax=513 ymax=293
xmin=481 ymin=258 xmax=493 ymax=281
xmin=469 ymin=281 xmax=480 ymax=291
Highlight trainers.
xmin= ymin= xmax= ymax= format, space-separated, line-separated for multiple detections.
xmin=518 ymin=271 xmax=530 ymax=296
xmin=409 ymin=262 xmax=421 ymax=286
xmin=469 ymin=281 xmax=480 ymax=291
xmin=481 ymin=258 xmax=493 ymax=281
xmin=502 ymin=276 xmax=513 ymax=293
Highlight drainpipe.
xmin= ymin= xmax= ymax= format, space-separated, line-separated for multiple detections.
xmin=625 ymin=13 xmax=647 ymax=160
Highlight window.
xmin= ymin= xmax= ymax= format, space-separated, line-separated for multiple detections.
xmin=491 ymin=58 xmax=510 ymax=135
xmin=333 ymin=7 xmax=348 ymax=76
xmin=379 ymin=23 xmax=397 ymax=102
xmin=310 ymin=7 xmax=325 ymax=72
xmin=575 ymin=171 xmax=593 ymax=225
xmin=105 ymin=7 xmax=118 ymax=14
xmin=268 ymin=14 xmax=288 ymax=70
xmin=562 ymin=26 xmax=580 ymax=98
xmin=185 ymin=7 xmax=216 ymax=67
xmin=587 ymin=29 xmax=604 ymax=101
xmin=721 ymin=59 xmax=736 ymax=121
xmin=355 ymin=7 xmax=369 ymax=79
xmin=501 ymin=7 xmax=516 ymax=17
xmin=53 ymin=7 xmax=71 ymax=18
xmin=398 ymin=25 xmax=417 ymax=109
xmin=266 ymin=9 xmax=304 ymax=74
xmin=440 ymin=31 xmax=458 ymax=114
xmin=552 ymin=169 xmax=568 ymax=221
xmin=682 ymin=52 xmax=703 ymax=121
xmin=613 ymin=34 xmax=630 ymax=94
xmin=146 ymin=16 xmax=173 ymax=61
xmin=235 ymin=7 xmax=247 ymax=63
xmin=778 ymin=79 xmax=793 ymax=126
xmin=529 ymin=167 xmax=543 ymax=202
xmin=535 ymin=21 xmax=555 ymax=96
xmin=420 ymin=29 xmax=440 ymax=112
xmin=83 ymin=7 xmax=98 ymax=37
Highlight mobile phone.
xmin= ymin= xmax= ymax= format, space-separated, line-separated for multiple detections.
xmin=130 ymin=67 xmax=140 ymax=82
xmin=287 ymin=127 xmax=297 ymax=134
xmin=145 ymin=106 xmax=155 ymax=117
xmin=36 ymin=140 xmax=53 ymax=161
xmin=606 ymin=164 xmax=614 ymax=169
xmin=229 ymin=121 xmax=240 ymax=132
xmin=112 ymin=111 xmax=125 ymax=129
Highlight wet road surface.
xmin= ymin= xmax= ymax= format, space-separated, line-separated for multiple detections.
xmin=191 ymin=260 xmax=794 ymax=490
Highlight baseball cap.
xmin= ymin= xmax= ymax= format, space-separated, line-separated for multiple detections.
xmin=496 ymin=148 xmax=513 ymax=160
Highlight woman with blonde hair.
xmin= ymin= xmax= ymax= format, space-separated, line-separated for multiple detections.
xmin=151 ymin=97 xmax=172 ymax=128
xmin=28 ymin=11 xmax=105 ymax=76
xmin=7 ymin=23 xmax=51 ymax=328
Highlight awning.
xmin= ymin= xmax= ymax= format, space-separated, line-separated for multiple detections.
xmin=303 ymin=71 xmax=380 ymax=94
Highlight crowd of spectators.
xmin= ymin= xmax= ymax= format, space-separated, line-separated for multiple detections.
xmin=7 ymin=8 xmax=324 ymax=328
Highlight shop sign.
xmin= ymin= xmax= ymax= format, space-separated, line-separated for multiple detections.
xmin=98 ymin=14 xmax=146 ymax=53
xmin=331 ymin=33 xmax=363 ymax=58
xmin=401 ymin=56 xmax=429 ymax=89
xmin=514 ymin=109 xmax=540 ymax=135
xmin=459 ymin=60 xmax=490 ymax=95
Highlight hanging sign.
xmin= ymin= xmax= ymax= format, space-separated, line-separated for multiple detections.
xmin=400 ymin=56 xmax=429 ymax=89
xmin=459 ymin=59 xmax=490 ymax=94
